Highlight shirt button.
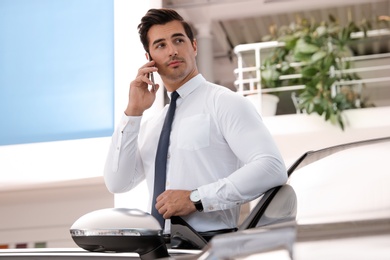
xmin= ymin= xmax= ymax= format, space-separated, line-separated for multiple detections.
xmin=208 ymin=206 xmax=214 ymax=211
xmin=167 ymin=153 xmax=171 ymax=159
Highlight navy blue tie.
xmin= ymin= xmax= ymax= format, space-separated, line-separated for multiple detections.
xmin=152 ymin=91 xmax=179 ymax=228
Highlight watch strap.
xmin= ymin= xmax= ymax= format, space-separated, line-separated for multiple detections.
xmin=194 ymin=200 xmax=204 ymax=212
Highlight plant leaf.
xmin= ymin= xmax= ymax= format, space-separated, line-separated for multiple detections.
xmin=295 ymin=38 xmax=319 ymax=54
xmin=311 ymin=50 xmax=327 ymax=63
xmin=301 ymin=66 xmax=318 ymax=78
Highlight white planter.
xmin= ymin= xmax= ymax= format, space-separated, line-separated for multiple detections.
xmin=245 ymin=93 xmax=280 ymax=116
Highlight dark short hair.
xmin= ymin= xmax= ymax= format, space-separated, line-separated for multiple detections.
xmin=137 ymin=8 xmax=195 ymax=53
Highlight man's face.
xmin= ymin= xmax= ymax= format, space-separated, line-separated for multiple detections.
xmin=147 ymin=20 xmax=198 ymax=89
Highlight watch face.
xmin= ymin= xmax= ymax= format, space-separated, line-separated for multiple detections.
xmin=190 ymin=190 xmax=200 ymax=202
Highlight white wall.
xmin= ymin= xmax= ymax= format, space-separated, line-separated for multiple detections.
xmin=0 ymin=178 xmax=113 ymax=248
xmin=263 ymin=106 xmax=390 ymax=167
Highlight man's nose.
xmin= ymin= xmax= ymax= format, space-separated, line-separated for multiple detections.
xmin=167 ymin=44 xmax=178 ymax=57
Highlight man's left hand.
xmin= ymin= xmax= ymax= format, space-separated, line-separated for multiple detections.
xmin=155 ymin=189 xmax=197 ymax=219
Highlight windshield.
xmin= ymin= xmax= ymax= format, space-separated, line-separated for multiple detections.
xmin=289 ymin=139 xmax=390 ymax=225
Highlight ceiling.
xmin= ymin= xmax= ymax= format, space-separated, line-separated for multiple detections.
xmin=163 ymin=0 xmax=390 ymax=58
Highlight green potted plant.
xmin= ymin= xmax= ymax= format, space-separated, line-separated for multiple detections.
xmin=260 ymin=14 xmax=375 ymax=130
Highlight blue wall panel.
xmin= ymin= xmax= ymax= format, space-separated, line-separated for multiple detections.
xmin=0 ymin=0 xmax=114 ymax=146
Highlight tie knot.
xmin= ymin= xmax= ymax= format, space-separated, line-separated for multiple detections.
xmin=171 ymin=91 xmax=179 ymax=102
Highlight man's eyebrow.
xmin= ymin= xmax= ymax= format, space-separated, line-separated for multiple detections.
xmin=151 ymin=33 xmax=187 ymax=46
xmin=152 ymin=38 xmax=164 ymax=46
xmin=171 ymin=32 xmax=186 ymax=38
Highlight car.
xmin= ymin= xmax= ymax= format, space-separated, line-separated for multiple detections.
xmin=1 ymin=136 xmax=390 ymax=259
xmin=194 ymin=135 xmax=390 ymax=260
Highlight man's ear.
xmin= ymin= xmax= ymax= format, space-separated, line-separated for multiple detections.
xmin=146 ymin=52 xmax=153 ymax=61
xmin=192 ymin=39 xmax=198 ymax=56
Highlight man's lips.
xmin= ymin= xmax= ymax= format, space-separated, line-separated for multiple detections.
xmin=168 ymin=60 xmax=182 ymax=67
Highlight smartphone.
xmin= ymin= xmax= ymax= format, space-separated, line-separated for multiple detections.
xmin=148 ymin=52 xmax=156 ymax=91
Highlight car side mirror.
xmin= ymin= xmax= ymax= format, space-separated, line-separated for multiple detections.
xmin=70 ymin=208 xmax=169 ymax=260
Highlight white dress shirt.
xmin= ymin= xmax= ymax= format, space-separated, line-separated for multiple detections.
xmin=104 ymin=74 xmax=287 ymax=233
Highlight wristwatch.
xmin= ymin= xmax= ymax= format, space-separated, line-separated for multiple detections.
xmin=190 ymin=189 xmax=204 ymax=212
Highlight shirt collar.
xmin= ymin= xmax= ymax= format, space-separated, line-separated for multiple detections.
xmin=166 ymin=74 xmax=205 ymax=100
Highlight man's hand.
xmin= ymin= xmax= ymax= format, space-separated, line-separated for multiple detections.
xmin=125 ymin=60 xmax=159 ymax=116
xmin=155 ymin=190 xmax=197 ymax=219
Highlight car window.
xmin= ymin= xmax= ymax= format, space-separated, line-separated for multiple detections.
xmin=255 ymin=184 xmax=297 ymax=228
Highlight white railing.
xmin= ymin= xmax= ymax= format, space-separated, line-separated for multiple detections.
xmin=233 ymin=29 xmax=390 ymax=97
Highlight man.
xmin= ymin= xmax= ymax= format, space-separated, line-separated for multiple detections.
xmin=104 ymin=8 xmax=287 ymax=241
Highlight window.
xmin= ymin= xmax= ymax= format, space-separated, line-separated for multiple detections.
xmin=0 ymin=0 xmax=114 ymax=145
